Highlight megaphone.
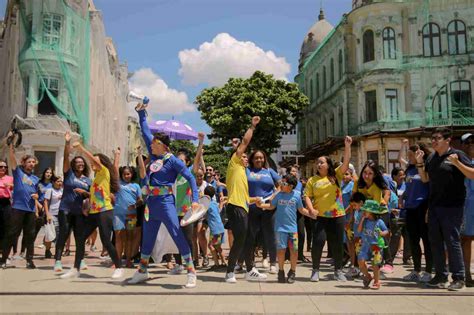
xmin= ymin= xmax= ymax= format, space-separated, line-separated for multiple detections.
xmin=127 ymin=91 xmax=149 ymax=105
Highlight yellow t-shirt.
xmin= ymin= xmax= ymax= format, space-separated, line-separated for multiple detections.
xmin=90 ymin=165 xmax=113 ymax=214
xmin=304 ymin=166 xmax=345 ymax=218
xmin=226 ymin=153 xmax=249 ymax=211
xmin=352 ymin=180 xmax=387 ymax=205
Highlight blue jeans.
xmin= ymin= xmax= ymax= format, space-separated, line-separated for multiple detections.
xmin=428 ymin=206 xmax=465 ymax=281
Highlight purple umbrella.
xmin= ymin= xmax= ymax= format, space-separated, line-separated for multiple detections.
xmin=149 ymin=119 xmax=198 ymax=140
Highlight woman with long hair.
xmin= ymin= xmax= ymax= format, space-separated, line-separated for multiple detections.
xmin=304 ymin=136 xmax=353 ymax=282
xmin=43 ymin=175 xmax=63 ymax=259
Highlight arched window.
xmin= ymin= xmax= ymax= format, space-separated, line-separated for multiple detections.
xmin=451 ymin=80 xmax=472 ymax=118
xmin=363 ymin=30 xmax=375 ymax=62
xmin=309 ymin=79 xmax=314 ymax=103
xmin=448 ymin=20 xmax=467 ymax=55
xmin=338 ymin=50 xmax=343 ymax=80
xmin=330 ymin=58 xmax=335 ymax=86
xmin=323 ymin=66 xmax=327 ymax=92
xmin=338 ymin=106 xmax=344 ymax=134
xmin=329 ymin=113 xmax=335 ymax=136
xmin=316 ymin=73 xmax=320 ymax=100
xmin=432 ymin=85 xmax=448 ymax=119
xmin=422 ymin=23 xmax=441 ymax=57
xmin=383 ymin=27 xmax=396 ymax=59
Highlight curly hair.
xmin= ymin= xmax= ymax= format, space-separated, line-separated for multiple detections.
xmin=71 ymin=156 xmax=90 ymax=177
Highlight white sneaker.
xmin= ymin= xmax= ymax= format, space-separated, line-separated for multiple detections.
xmin=185 ymin=273 xmax=197 ymax=288
xmin=128 ymin=270 xmax=149 ymax=284
xmin=419 ymin=272 xmax=432 ymax=283
xmin=234 ymin=264 xmax=243 ymax=274
xmin=262 ymin=258 xmax=270 ymax=269
xmin=269 ymin=265 xmax=278 ymax=274
xmin=245 ymin=267 xmax=267 ymax=282
xmin=111 ymin=268 xmax=124 ymax=279
xmin=80 ymin=260 xmax=88 ymax=270
xmin=168 ymin=264 xmax=185 ymax=275
xmin=403 ymin=271 xmax=420 ymax=282
xmin=310 ymin=269 xmax=320 ymax=282
xmin=54 ymin=260 xmax=63 ymax=272
xmin=60 ymin=268 xmax=79 ymax=279
xmin=225 ymin=272 xmax=237 ymax=283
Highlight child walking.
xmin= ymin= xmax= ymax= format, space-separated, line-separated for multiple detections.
xmin=357 ymin=200 xmax=389 ymax=290
xmin=204 ymin=186 xmax=226 ymax=269
xmin=344 ymin=192 xmax=366 ymax=277
xmin=257 ymin=174 xmax=316 ymax=283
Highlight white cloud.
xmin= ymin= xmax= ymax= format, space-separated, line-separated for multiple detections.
xmin=178 ymin=33 xmax=291 ymax=86
xmin=128 ymin=68 xmax=195 ymax=116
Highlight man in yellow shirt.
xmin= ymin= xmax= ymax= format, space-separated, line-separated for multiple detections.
xmin=225 ymin=116 xmax=267 ymax=283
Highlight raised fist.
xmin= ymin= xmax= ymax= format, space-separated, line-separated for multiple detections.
xmin=251 ymin=116 xmax=261 ymax=127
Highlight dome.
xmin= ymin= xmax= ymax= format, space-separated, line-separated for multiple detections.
xmin=298 ymin=9 xmax=334 ymax=71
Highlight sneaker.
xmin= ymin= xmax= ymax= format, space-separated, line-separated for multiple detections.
xmin=395 ymin=251 xmax=403 ymax=258
xmin=234 ymin=264 xmax=243 ymax=274
xmin=262 ymin=258 xmax=270 ymax=269
xmin=269 ymin=265 xmax=278 ymax=274
xmin=80 ymin=260 xmax=88 ymax=270
xmin=185 ymin=273 xmax=197 ymax=288
xmin=348 ymin=267 xmax=360 ymax=277
xmin=193 ymin=259 xmax=200 ymax=268
xmin=448 ymin=280 xmax=465 ymax=291
xmin=379 ymin=272 xmax=387 ymax=280
xmin=278 ymin=270 xmax=285 ymax=283
xmin=465 ymin=279 xmax=474 ymax=288
xmin=128 ymin=270 xmax=148 ymax=284
xmin=334 ymin=269 xmax=347 ymax=282
xmin=111 ymin=268 xmax=124 ymax=279
xmin=245 ymin=267 xmax=267 ymax=281
xmin=403 ymin=271 xmax=420 ymax=282
xmin=403 ymin=258 xmax=413 ymax=266
xmin=168 ymin=264 xmax=184 ymax=275
xmin=60 ymin=268 xmax=79 ymax=279
xmin=1 ymin=262 xmax=7 ymax=269
xmin=225 ymin=272 xmax=237 ymax=283
xmin=100 ymin=254 xmax=110 ymax=261
xmin=426 ymin=275 xmax=449 ymax=289
xmin=419 ymin=272 xmax=432 ymax=283
xmin=26 ymin=260 xmax=36 ymax=269
xmin=202 ymin=256 xmax=209 ymax=268
xmin=37 ymin=244 xmax=45 ymax=249
xmin=380 ymin=264 xmax=394 ymax=274
xmin=45 ymin=249 xmax=52 ymax=259
xmin=287 ymin=270 xmax=296 ymax=284
xmin=54 ymin=261 xmax=63 ymax=272
xmin=310 ymin=269 xmax=319 ymax=282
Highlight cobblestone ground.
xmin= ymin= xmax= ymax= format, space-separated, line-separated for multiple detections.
xmin=0 ymin=229 xmax=473 ymax=314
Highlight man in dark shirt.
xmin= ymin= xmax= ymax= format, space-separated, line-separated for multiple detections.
xmin=416 ymin=127 xmax=474 ymax=291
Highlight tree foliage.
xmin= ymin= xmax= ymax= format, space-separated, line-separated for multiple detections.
xmin=195 ymin=71 xmax=309 ymax=154
xmin=203 ymin=141 xmax=232 ymax=177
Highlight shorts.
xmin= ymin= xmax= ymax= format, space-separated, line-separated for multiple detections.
xmin=126 ymin=214 xmax=137 ymax=231
xmin=113 ymin=213 xmax=126 ymax=231
xmin=358 ymin=243 xmax=383 ymax=266
xmin=208 ymin=233 xmax=224 ymax=249
xmin=276 ymin=231 xmax=298 ymax=251
xmin=461 ymin=199 xmax=474 ymax=236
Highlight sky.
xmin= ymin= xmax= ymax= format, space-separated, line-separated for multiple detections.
xmin=1 ymin=0 xmax=353 ymax=137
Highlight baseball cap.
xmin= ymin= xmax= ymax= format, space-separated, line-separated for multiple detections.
xmin=461 ymin=133 xmax=473 ymax=143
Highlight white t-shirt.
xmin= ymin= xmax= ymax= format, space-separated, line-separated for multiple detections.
xmin=45 ymin=188 xmax=63 ymax=216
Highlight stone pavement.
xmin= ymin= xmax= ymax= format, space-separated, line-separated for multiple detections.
xmin=0 ymin=233 xmax=473 ymax=314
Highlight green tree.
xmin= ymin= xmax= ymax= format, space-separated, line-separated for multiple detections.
xmin=203 ymin=141 xmax=232 ymax=176
xmin=169 ymin=140 xmax=196 ymax=156
xmin=195 ymin=71 xmax=309 ymax=153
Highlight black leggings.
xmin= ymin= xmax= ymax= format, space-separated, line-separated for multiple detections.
xmin=244 ymin=206 xmax=276 ymax=269
xmin=173 ymin=215 xmax=194 ymax=265
xmin=406 ymin=202 xmax=432 ymax=273
xmin=22 ymin=215 xmax=44 ymax=253
xmin=297 ymin=211 xmax=305 ymax=258
xmin=381 ymin=212 xmax=394 ymax=266
xmin=226 ymin=204 xmax=248 ymax=273
xmin=75 ymin=211 xmax=121 ymax=270
xmin=1 ymin=209 xmax=36 ymax=262
xmin=55 ymin=211 xmax=87 ymax=269
xmin=0 ymin=199 xmax=11 ymax=251
xmin=311 ymin=216 xmax=345 ymax=270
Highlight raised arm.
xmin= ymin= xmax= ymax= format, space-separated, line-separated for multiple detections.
xmin=415 ymin=149 xmax=429 ymax=183
xmin=236 ymin=116 xmax=260 ymax=157
xmin=193 ymin=132 xmax=205 ymax=175
xmin=178 ymin=161 xmax=199 ymax=203
xmin=136 ymin=108 xmax=153 ymax=155
xmin=8 ymin=142 xmax=17 ymax=170
xmin=113 ymin=147 xmax=121 ymax=175
xmin=72 ymin=142 xmax=101 ymax=170
xmin=63 ymin=131 xmax=72 ymax=173
xmin=136 ymin=146 xmax=146 ymax=180
xmin=398 ymin=139 xmax=409 ymax=169
xmin=339 ymin=136 xmax=352 ymax=175
xmin=448 ymin=153 xmax=474 ymax=180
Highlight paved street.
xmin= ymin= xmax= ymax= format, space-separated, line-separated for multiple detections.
xmin=0 ymin=231 xmax=473 ymax=314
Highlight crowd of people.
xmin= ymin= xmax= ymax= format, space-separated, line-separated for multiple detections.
xmin=0 ymin=104 xmax=473 ymax=291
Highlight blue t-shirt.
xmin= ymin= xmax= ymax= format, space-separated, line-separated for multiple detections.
xmin=59 ymin=169 xmax=92 ymax=214
xmin=341 ymin=180 xmax=354 ymax=209
xmin=12 ymin=167 xmax=39 ymax=212
xmin=383 ymin=174 xmax=397 ymax=193
xmin=403 ymin=165 xmax=429 ymax=209
xmin=361 ymin=219 xmax=387 ymax=245
xmin=353 ymin=209 xmax=363 ymax=238
xmin=295 ymin=181 xmax=303 ymax=193
xmin=271 ymin=190 xmax=303 ymax=233
xmin=247 ymin=167 xmax=280 ymax=199
xmin=37 ymin=181 xmax=52 ymax=203
xmin=207 ymin=201 xmax=225 ymax=235
xmin=115 ymin=181 xmax=141 ymax=215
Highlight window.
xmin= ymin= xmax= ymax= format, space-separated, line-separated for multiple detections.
xmin=38 ymin=77 xmax=59 ymax=115
xmin=309 ymin=79 xmax=314 ymax=103
xmin=316 ymin=73 xmax=320 ymax=100
xmin=363 ymin=30 xmax=375 ymax=62
xmin=42 ymin=13 xmax=62 ymax=48
xmin=387 ymin=150 xmax=400 ymax=174
xmin=330 ymin=58 xmax=335 ymax=86
xmin=338 ymin=106 xmax=344 ymax=134
xmin=367 ymin=151 xmax=379 ymax=165
xmin=383 ymin=27 xmax=396 ymax=59
xmin=309 ymin=125 xmax=314 ymax=145
xmin=329 ymin=114 xmax=335 ymax=136
xmin=385 ymin=89 xmax=398 ymax=120
xmin=338 ymin=50 xmax=343 ymax=80
xmin=323 ymin=66 xmax=327 ymax=93
xmin=34 ymin=151 xmax=56 ymax=177
xmin=448 ymin=20 xmax=467 ymax=55
xmin=432 ymin=85 xmax=448 ymax=119
xmin=422 ymin=23 xmax=441 ymax=57
xmin=365 ymin=90 xmax=377 ymax=122
xmin=451 ymin=80 xmax=472 ymax=118
xmin=322 ymin=119 xmax=327 ymax=140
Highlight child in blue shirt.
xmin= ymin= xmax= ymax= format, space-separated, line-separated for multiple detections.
xmin=257 ymin=174 xmax=316 ymax=284
xmin=357 ymin=200 xmax=389 ymax=290
xmin=204 ymin=186 xmax=226 ymax=269
xmin=345 ymin=192 xmax=366 ymax=277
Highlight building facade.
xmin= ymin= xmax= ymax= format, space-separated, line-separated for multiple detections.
xmin=0 ymin=0 xmax=133 ymax=175
xmin=292 ymin=0 xmax=474 ymax=177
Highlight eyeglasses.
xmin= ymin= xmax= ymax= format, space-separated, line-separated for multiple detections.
xmin=431 ymin=136 xmax=444 ymax=141
xmin=0 ymin=166 xmax=6 ymax=169
xmin=206 ymin=169 xmax=213 ymax=172
xmin=281 ymin=182 xmax=290 ymax=186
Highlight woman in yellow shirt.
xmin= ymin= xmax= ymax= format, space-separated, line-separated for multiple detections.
xmin=304 ymin=136 xmax=352 ymax=282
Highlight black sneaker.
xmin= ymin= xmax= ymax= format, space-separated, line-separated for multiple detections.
xmin=26 ymin=260 xmax=36 ymax=269
xmin=287 ymin=270 xmax=296 ymax=284
xmin=202 ymin=256 xmax=209 ymax=267
xmin=466 ymin=279 xmax=474 ymax=288
xmin=448 ymin=280 xmax=465 ymax=291
xmin=45 ymin=249 xmax=52 ymax=259
xmin=278 ymin=270 xmax=285 ymax=283
xmin=426 ymin=275 xmax=449 ymax=289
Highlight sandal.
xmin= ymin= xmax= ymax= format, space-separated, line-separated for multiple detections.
xmin=371 ymin=281 xmax=381 ymax=290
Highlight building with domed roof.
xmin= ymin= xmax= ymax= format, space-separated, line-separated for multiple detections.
xmin=288 ymin=0 xmax=474 ymax=178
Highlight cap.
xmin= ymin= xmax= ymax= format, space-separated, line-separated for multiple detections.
xmin=461 ymin=133 xmax=473 ymax=143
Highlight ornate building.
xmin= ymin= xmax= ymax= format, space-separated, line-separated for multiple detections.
xmin=291 ymin=0 xmax=474 ymax=177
